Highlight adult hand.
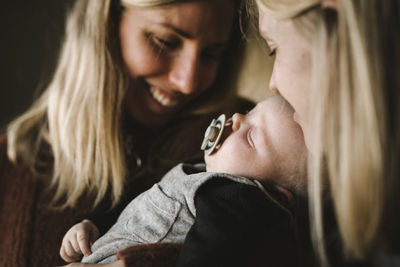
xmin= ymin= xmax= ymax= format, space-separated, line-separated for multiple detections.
xmin=59 ymin=260 xmax=124 ymax=267
xmin=60 ymin=219 xmax=100 ymax=262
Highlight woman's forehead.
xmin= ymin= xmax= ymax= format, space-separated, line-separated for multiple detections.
xmin=259 ymin=12 xmax=297 ymax=44
xmin=124 ymin=1 xmax=234 ymax=41
xmin=258 ymin=11 xmax=279 ymax=40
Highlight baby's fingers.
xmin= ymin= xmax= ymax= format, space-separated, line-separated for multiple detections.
xmin=60 ymin=240 xmax=81 ymax=262
xmin=77 ymin=232 xmax=92 ymax=257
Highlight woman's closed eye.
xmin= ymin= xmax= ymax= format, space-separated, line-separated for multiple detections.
xmin=148 ymin=33 xmax=180 ymax=51
xmin=260 ymin=37 xmax=277 ymax=58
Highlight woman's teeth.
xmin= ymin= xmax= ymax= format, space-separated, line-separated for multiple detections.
xmin=149 ymin=87 xmax=179 ymax=107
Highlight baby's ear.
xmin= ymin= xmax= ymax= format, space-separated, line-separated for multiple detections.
xmin=272 ymin=184 xmax=295 ymax=209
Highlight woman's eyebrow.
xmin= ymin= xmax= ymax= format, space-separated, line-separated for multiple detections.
xmin=261 ymin=35 xmax=275 ymax=46
xmin=259 ymin=26 xmax=275 ymax=44
xmin=158 ymin=22 xmax=192 ymax=38
xmin=259 ymin=28 xmax=268 ymax=37
xmin=158 ymin=23 xmax=229 ymax=47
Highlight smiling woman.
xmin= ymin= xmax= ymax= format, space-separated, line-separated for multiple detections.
xmin=6 ymin=0 xmax=245 ymax=208
xmin=0 ymin=0 xmax=256 ymax=265
xmin=119 ymin=1 xmax=236 ymax=126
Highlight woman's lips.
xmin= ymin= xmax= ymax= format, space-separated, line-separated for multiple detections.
xmin=149 ymin=86 xmax=180 ymax=108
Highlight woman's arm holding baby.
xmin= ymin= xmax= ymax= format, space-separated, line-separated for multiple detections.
xmin=61 ymin=261 xmax=124 ymax=267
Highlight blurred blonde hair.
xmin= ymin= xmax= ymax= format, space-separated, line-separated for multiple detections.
xmin=7 ymin=0 xmax=245 ymax=208
xmin=255 ymin=0 xmax=400 ymax=264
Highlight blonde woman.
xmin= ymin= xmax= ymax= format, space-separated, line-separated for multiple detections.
xmin=0 ymin=0 xmax=252 ymax=265
xmin=253 ymin=0 xmax=400 ymax=266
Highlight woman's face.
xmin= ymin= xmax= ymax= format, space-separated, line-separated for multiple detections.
xmin=120 ymin=1 xmax=235 ymax=127
xmin=258 ymin=11 xmax=312 ymax=146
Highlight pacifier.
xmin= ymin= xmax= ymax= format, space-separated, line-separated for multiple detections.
xmin=201 ymin=114 xmax=229 ymax=155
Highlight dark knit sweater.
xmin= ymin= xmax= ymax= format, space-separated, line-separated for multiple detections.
xmin=0 ymin=136 xmax=99 ymax=266
xmin=0 ymin=135 xmax=185 ymax=266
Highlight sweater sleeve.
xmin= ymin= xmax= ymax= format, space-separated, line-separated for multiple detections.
xmin=77 ymin=176 xmax=156 ymax=235
xmin=174 ymin=178 xmax=299 ymax=267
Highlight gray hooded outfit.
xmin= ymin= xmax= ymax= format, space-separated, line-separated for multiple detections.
xmin=82 ymin=162 xmax=272 ymax=263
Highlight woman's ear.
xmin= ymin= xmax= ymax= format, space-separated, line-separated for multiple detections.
xmin=321 ymin=0 xmax=338 ymax=10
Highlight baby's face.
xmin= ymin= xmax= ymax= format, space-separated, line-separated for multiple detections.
xmin=205 ymin=95 xmax=307 ymax=195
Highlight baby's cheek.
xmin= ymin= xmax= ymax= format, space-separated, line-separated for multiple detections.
xmin=204 ymin=154 xmax=222 ymax=172
xmin=204 ymin=155 xmax=212 ymax=171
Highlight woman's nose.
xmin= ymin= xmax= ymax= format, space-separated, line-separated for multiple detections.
xmin=231 ymin=113 xmax=245 ymax=131
xmin=169 ymin=51 xmax=199 ymax=95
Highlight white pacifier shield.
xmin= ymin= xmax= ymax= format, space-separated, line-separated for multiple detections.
xmin=201 ymin=114 xmax=226 ymax=155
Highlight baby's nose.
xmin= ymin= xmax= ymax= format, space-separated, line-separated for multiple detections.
xmin=231 ymin=113 xmax=244 ymax=131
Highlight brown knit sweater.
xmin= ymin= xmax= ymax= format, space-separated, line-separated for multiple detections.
xmin=0 ymin=136 xmax=180 ymax=266
xmin=0 ymin=135 xmax=92 ymax=265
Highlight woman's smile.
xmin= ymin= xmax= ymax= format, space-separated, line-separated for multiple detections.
xmin=140 ymin=80 xmax=183 ymax=115
xmin=149 ymin=86 xmax=180 ymax=108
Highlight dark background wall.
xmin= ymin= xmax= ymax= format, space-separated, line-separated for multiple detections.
xmin=0 ymin=0 xmax=73 ymax=133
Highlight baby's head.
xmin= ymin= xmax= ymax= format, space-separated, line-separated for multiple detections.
xmin=205 ymin=95 xmax=307 ymax=197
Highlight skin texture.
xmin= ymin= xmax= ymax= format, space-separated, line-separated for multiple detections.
xmin=258 ymin=12 xmax=312 ymax=147
xmin=121 ymin=0 xmax=235 ymax=127
xmin=205 ymin=95 xmax=307 ymax=196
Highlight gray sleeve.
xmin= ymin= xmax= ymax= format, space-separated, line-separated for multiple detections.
xmin=82 ymin=183 xmax=182 ymax=263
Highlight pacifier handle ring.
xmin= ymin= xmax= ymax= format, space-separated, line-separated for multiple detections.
xmin=201 ymin=114 xmax=226 ymax=155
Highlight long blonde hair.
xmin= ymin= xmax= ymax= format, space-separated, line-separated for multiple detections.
xmin=7 ymin=0 xmax=245 ymax=208
xmin=254 ymin=0 xmax=400 ymax=264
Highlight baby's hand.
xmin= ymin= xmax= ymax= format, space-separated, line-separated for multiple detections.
xmin=60 ymin=219 xmax=100 ymax=262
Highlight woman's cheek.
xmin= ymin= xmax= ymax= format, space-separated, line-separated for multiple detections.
xmin=198 ymin=63 xmax=219 ymax=92
xmin=292 ymin=114 xmax=310 ymax=149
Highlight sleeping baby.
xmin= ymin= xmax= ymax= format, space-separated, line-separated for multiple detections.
xmin=60 ymin=95 xmax=307 ymax=263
